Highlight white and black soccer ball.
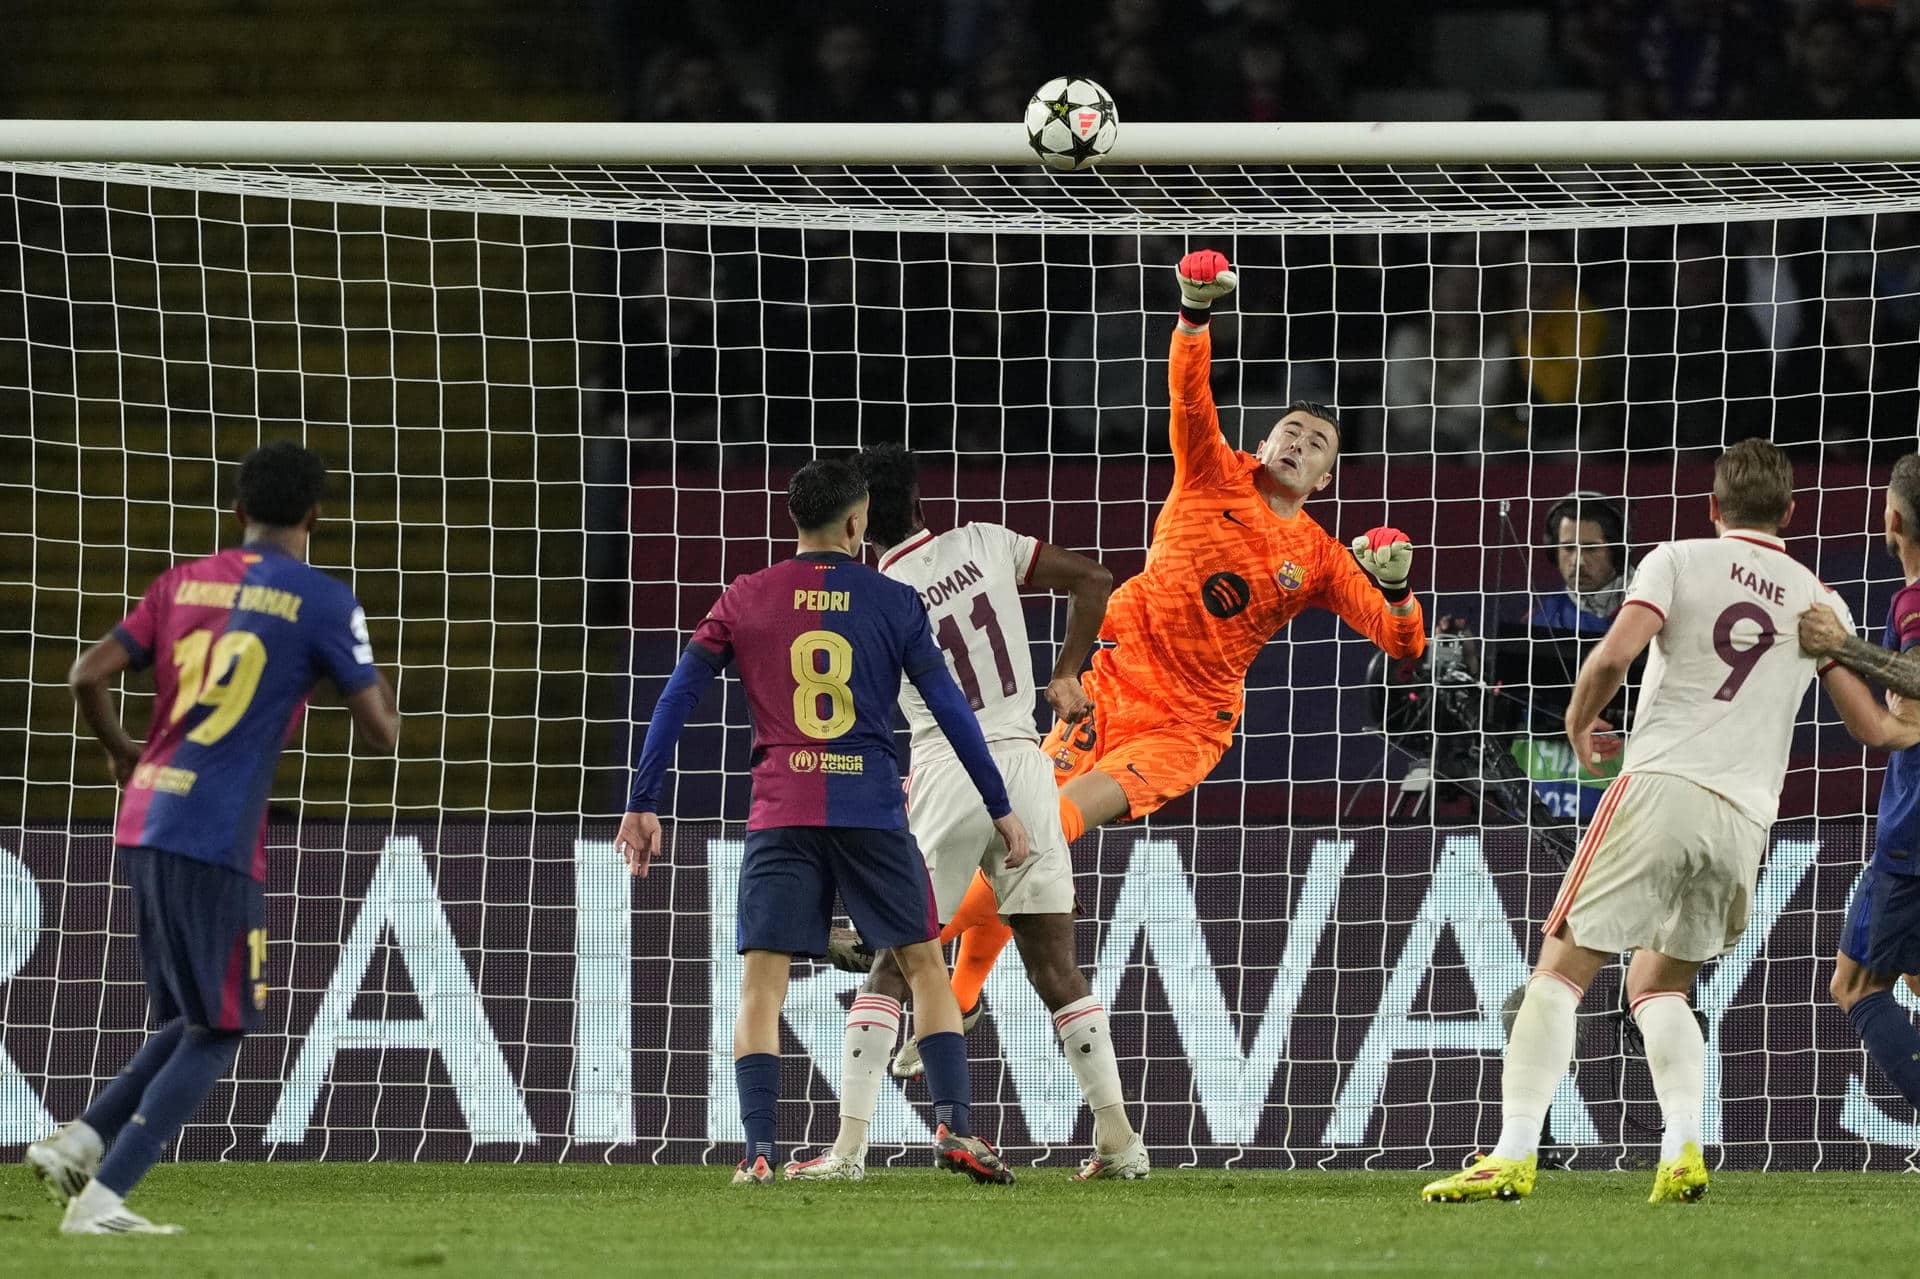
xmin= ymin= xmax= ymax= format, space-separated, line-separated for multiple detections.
xmin=1024 ymin=77 xmax=1119 ymax=171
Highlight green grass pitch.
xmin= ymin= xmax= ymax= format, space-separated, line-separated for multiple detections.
xmin=3 ymin=1161 xmax=1916 ymax=1276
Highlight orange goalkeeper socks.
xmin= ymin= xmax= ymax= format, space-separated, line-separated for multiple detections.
xmin=940 ymin=872 xmax=1010 ymax=1013
xmin=1059 ymin=794 xmax=1087 ymax=844
xmin=952 ymin=921 xmax=1011 ymax=1014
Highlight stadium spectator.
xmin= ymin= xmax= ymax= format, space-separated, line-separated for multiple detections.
xmin=1104 ymin=42 xmax=1185 ymax=123
xmin=1622 ymin=226 xmax=1773 ymax=449
xmin=1383 ymin=248 xmax=1519 ymax=453
xmin=780 ymin=21 xmax=915 ymax=122
xmin=1900 ymin=29 xmax=1920 ymax=116
xmin=1768 ymin=3 xmax=1897 ymax=119
xmin=1513 ymin=245 xmax=1615 ymax=451
xmin=1612 ymin=0 xmax=1782 ymax=120
xmin=640 ymin=45 xmax=765 ymax=123
xmin=1215 ymin=24 xmax=1334 ymax=122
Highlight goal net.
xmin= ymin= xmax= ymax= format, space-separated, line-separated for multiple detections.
xmin=4 ymin=123 xmax=1919 ymax=1170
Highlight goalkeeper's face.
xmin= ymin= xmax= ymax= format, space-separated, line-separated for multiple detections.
xmin=1258 ymin=411 xmax=1338 ymax=498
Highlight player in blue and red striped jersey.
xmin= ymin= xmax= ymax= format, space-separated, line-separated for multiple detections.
xmin=25 ymin=442 xmax=399 ymax=1235
xmin=619 ymin=458 xmax=1030 ymax=1187
xmin=1800 ymin=454 xmax=1920 ymax=1111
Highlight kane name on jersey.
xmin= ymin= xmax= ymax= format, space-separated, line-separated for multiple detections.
xmin=1619 ymin=530 xmax=1850 ymax=827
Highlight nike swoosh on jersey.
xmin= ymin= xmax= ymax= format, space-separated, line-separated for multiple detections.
xmin=1221 ymin=510 xmax=1249 ymax=527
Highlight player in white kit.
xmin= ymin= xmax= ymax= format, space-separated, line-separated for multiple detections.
xmin=785 ymin=443 xmax=1149 ymax=1183
xmin=1425 ymin=440 xmax=1920 ymax=1207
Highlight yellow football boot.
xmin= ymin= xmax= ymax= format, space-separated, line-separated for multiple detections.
xmin=1421 ymin=1153 xmax=1537 ymax=1203
xmin=1648 ymin=1142 xmax=1709 ymax=1203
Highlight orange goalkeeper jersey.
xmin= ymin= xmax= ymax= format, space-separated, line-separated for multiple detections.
xmin=1099 ymin=324 xmax=1427 ymax=714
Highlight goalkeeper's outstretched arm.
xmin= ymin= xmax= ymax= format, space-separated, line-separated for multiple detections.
xmin=1166 ymin=249 xmax=1241 ymax=486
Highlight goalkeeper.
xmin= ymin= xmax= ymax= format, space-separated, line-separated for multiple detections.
xmin=890 ymin=251 xmax=1428 ymax=1075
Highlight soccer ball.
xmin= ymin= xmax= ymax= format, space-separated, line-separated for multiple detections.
xmin=1024 ymin=77 xmax=1119 ymax=171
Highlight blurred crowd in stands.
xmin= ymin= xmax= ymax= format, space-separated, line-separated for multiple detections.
xmin=623 ymin=0 xmax=1920 ymax=126
xmin=612 ymin=215 xmax=1920 ymax=466
xmin=606 ymin=0 xmax=1920 ymax=465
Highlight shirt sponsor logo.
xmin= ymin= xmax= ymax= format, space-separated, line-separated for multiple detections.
xmin=787 ymin=750 xmax=863 ymax=775
xmin=1201 ymin=571 xmax=1252 ymax=619
xmin=131 ymin=764 xmax=197 ymax=796
xmin=1277 ymin=560 xmax=1305 ymax=592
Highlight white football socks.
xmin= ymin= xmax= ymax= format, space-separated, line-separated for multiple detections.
xmin=1491 ymin=973 xmax=1582 ymax=1162
xmin=1054 ymin=995 xmax=1132 ymax=1153
xmin=62 ymin=1120 xmax=104 ymax=1165
xmin=833 ymin=993 xmax=902 ymax=1158
xmin=1632 ymin=991 xmax=1704 ymax=1162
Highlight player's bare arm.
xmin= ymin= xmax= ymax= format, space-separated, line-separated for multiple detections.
xmin=344 ymin=670 xmax=400 ymax=754
xmin=1820 ymin=663 xmax=1920 ymax=751
xmin=1565 ymin=602 xmax=1663 ymax=768
xmin=1800 ymin=602 xmax=1920 ymax=700
xmin=67 ymin=634 xmax=141 ymax=784
xmin=1025 ymin=542 xmax=1112 ymax=724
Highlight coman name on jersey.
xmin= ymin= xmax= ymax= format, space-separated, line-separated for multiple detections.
xmin=880 ymin=522 xmax=1044 ymax=759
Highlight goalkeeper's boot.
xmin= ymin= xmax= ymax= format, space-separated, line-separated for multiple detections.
xmin=26 ymin=1121 xmax=101 ymax=1207
xmin=1648 ymin=1142 xmax=1709 ymax=1204
xmin=935 ymin=1125 xmax=1015 ymax=1186
xmin=890 ymin=1003 xmax=985 ymax=1080
xmin=1072 ymin=1132 xmax=1151 ymax=1182
xmin=731 ymin=1155 xmax=775 ymax=1187
xmin=784 ymin=1148 xmax=866 ymax=1182
xmin=825 ymin=927 xmax=875 ymax=975
xmin=60 ymin=1182 xmax=183 ymax=1235
xmin=1420 ymin=1153 xmax=1537 ymax=1203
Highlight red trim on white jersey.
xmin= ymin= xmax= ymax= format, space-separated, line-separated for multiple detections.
xmin=879 ymin=529 xmax=936 ymax=572
xmin=1621 ymin=598 xmax=1666 ymax=622
xmin=1723 ymin=532 xmax=1787 ymax=552
xmin=1543 ymin=773 xmax=1634 ymax=941
xmin=1022 ymin=539 xmax=1043 ymax=586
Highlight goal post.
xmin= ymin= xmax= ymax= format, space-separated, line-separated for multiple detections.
xmin=2 ymin=121 xmax=1917 ymax=1169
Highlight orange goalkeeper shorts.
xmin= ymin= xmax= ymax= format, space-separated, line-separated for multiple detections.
xmin=1039 ymin=654 xmax=1235 ymax=820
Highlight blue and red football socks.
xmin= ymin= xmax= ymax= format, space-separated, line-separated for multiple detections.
xmin=735 ymin=1053 xmax=780 ymax=1164
xmin=917 ymin=1030 xmax=971 ymax=1137
xmin=1849 ymin=991 xmax=1920 ymax=1108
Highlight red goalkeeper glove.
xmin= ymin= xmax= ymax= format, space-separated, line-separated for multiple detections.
xmin=1176 ymin=250 xmax=1238 ymax=311
xmin=1351 ymin=526 xmax=1414 ymax=599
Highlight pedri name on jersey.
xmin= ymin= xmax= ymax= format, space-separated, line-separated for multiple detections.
xmin=1729 ymin=563 xmax=1785 ymax=605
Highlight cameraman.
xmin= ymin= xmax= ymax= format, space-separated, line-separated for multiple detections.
xmin=1496 ymin=491 xmax=1636 ymax=821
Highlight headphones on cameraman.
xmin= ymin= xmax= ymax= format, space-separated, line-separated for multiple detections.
xmin=1540 ymin=490 xmax=1631 ymax=583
